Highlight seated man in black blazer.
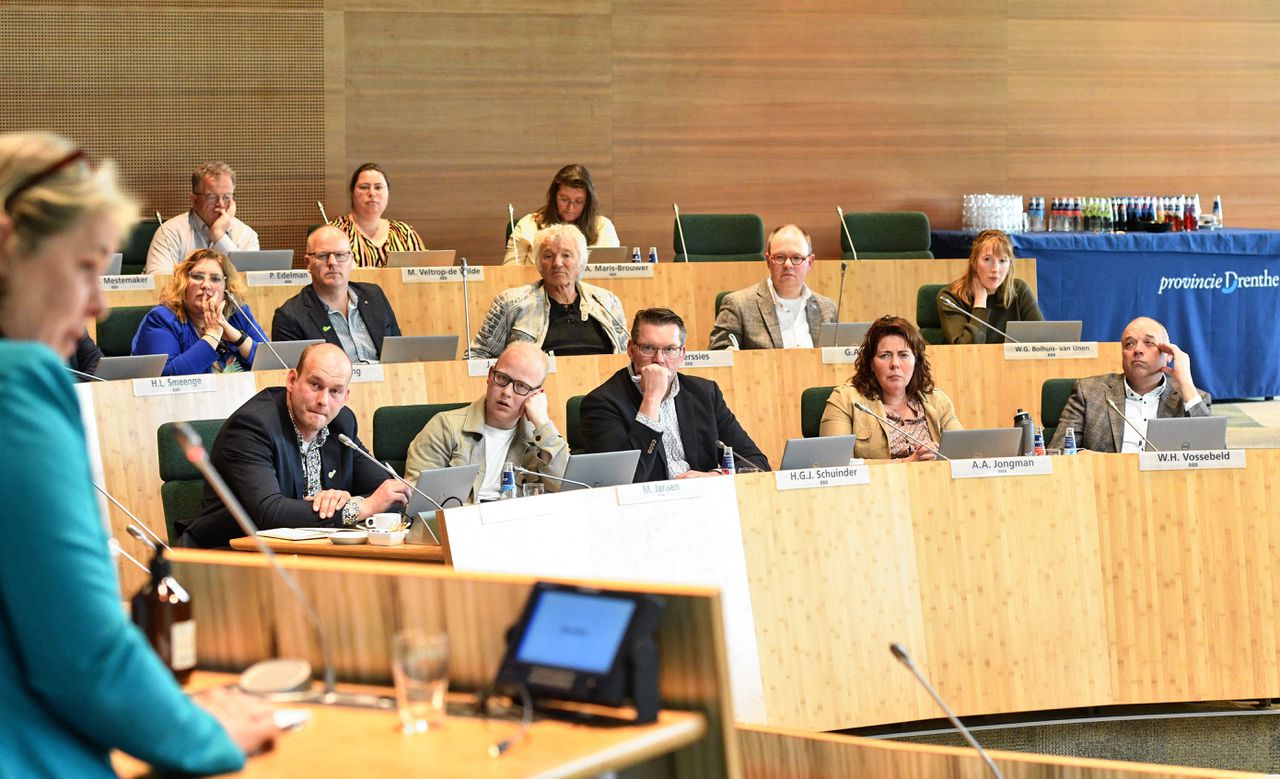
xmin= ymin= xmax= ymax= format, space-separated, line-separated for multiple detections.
xmin=178 ymin=343 xmax=411 ymax=547
xmin=581 ymin=307 xmax=769 ymax=482
xmin=271 ymin=224 xmax=401 ymax=363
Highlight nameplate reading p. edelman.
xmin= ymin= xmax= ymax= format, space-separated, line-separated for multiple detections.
xmin=616 ymin=479 xmax=707 ymax=505
xmin=821 ymin=346 xmax=859 ymax=365
xmin=1139 ymin=449 xmax=1246 ymax=472
xmin=101 ymin=274 xmax=155 ymax=292
xmin=681 ymin=350 xmax=734 ymax=369
xmin=1004 ymin=342 xmax=1099 ymax=360
xmin=466 ymin=354 xmax=558 ymax=377
xmin=246 ymin=270 xmax=310 ymax=287
xmin=774 ymin=464 xmax=869 ymax=491
xmin=349 ymin=363 xmax=385 ymax=383
xmin=581 ymin=263 xmax=655 ymax=280
xmin=133 ymin=374 xmax=218 ymax=397
xmin=950 ymin=456 xmax=1053 ymax=479
xmin=400 ymin=266 xmax=484 ymax=284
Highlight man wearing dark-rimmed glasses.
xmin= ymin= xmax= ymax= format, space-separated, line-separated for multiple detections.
xmin=145 ymin=161 xmax=260 ymax=274
xmin=404 ymin=342 xmax=569 ymax=501
xmin=581 ymin=307 xmax=769 ymax=483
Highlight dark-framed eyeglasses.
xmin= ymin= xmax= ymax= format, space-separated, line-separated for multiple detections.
xmin=634 ymin=343 xmax=684 ymax=359
xmin=306 ymin=251 xmax=353 ymax=264
xmin=489 ymin=368 xmax=540 ymax=396
xmin=766 ymin=253 xmax=811 ymax=266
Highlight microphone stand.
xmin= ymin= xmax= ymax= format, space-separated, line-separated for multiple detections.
xmin=67 ymin=367 xmax=106 ymax=382
xmin=508 ymin=204 xmax=519 ymax=263
xmin=225 ymin=291 xmax=288 ymax=369
xmin=93 ymin=481 xmax=171 ymax=552
xmin=172 ymin=422 xmax=392 ymax=709
xmin=716 ymin=440 xmax=767 ymax=473
xmin=1105 ymin=398 xmax=1161 ymax=452
xmin=460 ymin=257 xmax=475 ymax=359
xmin=673 ymin=203 xmax=691 ymax=263
xmin=853 ymin=402 xmax=949 ymax=460
xmin=836 ymin=206 xmax=859 ymax=262
xmin=316 ymin=201 xmax=329 ymax=223
xmin=335 ymin=433 xmax=442 ymax=545
xmin=511 ymin=464 xmax=592 ymax=490
xmin=940 ymin=297 xmax=1021 ymax=343
xmin=834 ymin=260 xmax=848 ymax=324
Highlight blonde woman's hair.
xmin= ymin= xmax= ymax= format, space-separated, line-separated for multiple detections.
xmin=160 ymin=248 xmax=247 ymax=323
xmin=947 ymin=229 xmax=1017 ymax=308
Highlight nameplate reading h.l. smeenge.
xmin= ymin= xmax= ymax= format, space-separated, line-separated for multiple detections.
xmin=400 ymin=266 xmax=484 ymax=283
xmin=349 ymin=363 xmax=384 ymax=383
xmin=616 ymin=478 xmax=715 ymax=505
xmin=245 ymin=270 xmax=310 ymax=287
xmin=820 ymin=346 xmax=859 ymax=364
xmin=1003 ymin=341 xmax=1099 ymax=360
xmin=774 ymin=465 xmax=869 ymax=491
xmin=581 ymin=264 xmax=655 ymax=280
xmin=1139 ymin=449 xmax=1246 ymax=471
xmin=466 ymin=354 xmax=557 ymax=377
xmin=100 ymin=274 xmax=155 ymax=291
xmin=950 ymin=456 xmax=1054 ymax=479
xmin=132 ymin=374 xmax=218 ymax=397
xmin=681 ymin=350 xmax=734 ymax=369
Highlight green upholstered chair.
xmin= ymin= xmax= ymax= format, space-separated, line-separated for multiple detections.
xmin=801 ymin=386 xmax=836 ymax=438
xmin=97 ymin=304 xmax=153 ymax=358
xmin=714 ymin=290 xmax=733 ymax=320
xmin=672 ymin=213 xmax=765 ymax=262
xmin=566 ymin=395 xmax=586 ymax=454
xmin=120 ymin=220 xmax=159 ymax=275
xmin=372 ymin=403 xmax=469 ymax=476
xmin=840 ymin=211 xmax=933 ymax=260
xmin=916 ymin=284 xmax=947 ymax=345
xmin=157 ymin=418 xmax=225 ymax=544
xmin=1040 ymin=378 xmax=1077 ymax=446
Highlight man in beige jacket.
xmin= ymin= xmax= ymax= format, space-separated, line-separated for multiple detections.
xmin=404 ymin=342 xmax=569 ymax=500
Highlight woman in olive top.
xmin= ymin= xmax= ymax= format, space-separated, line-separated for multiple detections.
xmin=330 ymin=162 xmax=425 ymax=267
xmin=0 ymin=131 xmax=277 ymax=777
xmin=936 ymin=228 xmax=1043 ymax=344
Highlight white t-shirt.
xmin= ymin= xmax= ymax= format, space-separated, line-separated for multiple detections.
xmin=767 ymin=278 xmax=813 ymax=349
xmin=477 ymin=423 xmax=519 ymax=500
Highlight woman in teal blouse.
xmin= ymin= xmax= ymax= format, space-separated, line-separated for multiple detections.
xmin=0 ymin=132 xmax=277 ymax=775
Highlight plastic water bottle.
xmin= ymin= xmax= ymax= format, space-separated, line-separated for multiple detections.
xmin=1014 ymin=408 xmax=1034 ymax=456
xmin=1212 ymin=195 xmax=1223 ymax=229
xmin=631 ymin=247 xmax=642 ymax=263
xmin=500 ymin=462 xmax=516 ymax=499
xmin=1062 ymin=427 xmax=1077 ymax=456
xmin=1033 ymin=427 xmax=1046 ymax=456
xmin=647 ymin=246 xmax=659 ymax=263
xmin=720 ymin=445 xmax=736 ymax=475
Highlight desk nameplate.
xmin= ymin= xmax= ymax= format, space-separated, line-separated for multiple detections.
xmin=820 ymin=346 xmax=859 ymax=364
xmin=101 ymin=274 xmax=155 ymax=291
xmin=1004 ymin=342 xmax=1099 ymax=360
xmin=349 ymin=364 xmax=384 ymax=383
xmin=950 ymin=456 xmax=1053 ymax=479
xmin=1139 ymin=449 xmax=1246 ymax=471
xmin=775 ymin=465 xmax=869 ymax=491
xmin=132 ymin=374 xmax=218 ymax=397
xmin=682 ymin=350 xmax=734 ymax=369
xmin=401 ymin=266 xmax=483 ymax=283
xmin=246 ymin=270 xmax=310 ymax=287
xmin=582 ymin=263 xmax=655 ymax=280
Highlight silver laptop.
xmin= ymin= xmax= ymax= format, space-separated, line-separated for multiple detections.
xmin=586 ymin=246 xmax=631 ymax=264
xmin=251 ymin=339 xmax=323 ymax=371
xmin=380 ymin=335 xmax=459 ymax=364
xmin=102 ymin=252 xmax=123 ymax=276
xmin=1004 ymin=320 xmax=1083 ymax=343
xmin=407 ymin=464 xmax=482 ymax=516
xmin=385 ymin=249 xmax=458 ymax=268
xmin=94 ymin=354 xmax=166 ymax=381
xmin=939 ymin=428 xmax=1023 ymax=460
xmin=779 ymin=435 xmax=856 ymax=471
xmin=817 ymin=322 xmax=873 ymax=348
xmin=1144 ymin=416 xmax=1228 ymax=451
xmin=228 ymin=249 xmax=294 ymax=272
xmin=559 ymin=450 xmax=641 ymax=490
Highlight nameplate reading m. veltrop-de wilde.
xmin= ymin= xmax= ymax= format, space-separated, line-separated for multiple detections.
xmin=1139 ymin=449 xmax=1246 ymax=471
xmin=466 ymin=354 xmax=557 ymax=377
xmin=581 ymin=264 xmax=655 ymax=280
xmin=349 ymin=363 xmax=385 ymax=383
xmin=950 ymin=456 xmax=1053 ymax=479
xmin=132 ymin=374 xmax=218 ymax=397
xmin=774 ymin=465 xmax=869 ymax=491
xmin=820 ymin=346 xmax=860 ymax=364
xmin=681 ymin=350 xmax=734 ymax=369
xmin=245 ymin=270 xmax=310 ymax=287
xmin=1003 ymin=342 xmax=1099 ymax=361
xmin=101 ymin=274 xmax=155 ymax=292
xmin=400 ymin=266 xmax=484 ymax=283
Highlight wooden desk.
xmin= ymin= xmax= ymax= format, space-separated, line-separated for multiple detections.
xmin=229 ymin=536 xmax=445 ymax=563
xmin=114 ymin=672 xmax=707 ymax=779
xmin=99 ymin=258 xmax=1021 ymax=351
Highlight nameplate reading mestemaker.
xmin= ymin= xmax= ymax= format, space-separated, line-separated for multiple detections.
xmin=246 ymin=270 xmax=310 ymax=287
xmin=820 ymin=346 xmax=859 ymax=364
xmin=1003 ymin=342 xmax=1099 ymax=361
xmin=950 ymin=456 xmax=1053 ymax=479
xmin=1139 ymin=449 xmax=1246 ymax=472
xmin=774 ymin=465 xmax=869 ymax=491
xmin=133 ymin=375 xmax=218 ymax=397
xmin=349 ymin=364 xmax=385 ymax=383
xmin=101 ymin=274 xmax=155 ymax=292
xmin=467 ymin=355 xmax=557 ymax=377
xmin=681 ymin=350 xmax=734 ymax=369
xmin=581 ymin=264 xmax=655 ymax=280
xmin=400 ymin=266 xmax=484 ymax=284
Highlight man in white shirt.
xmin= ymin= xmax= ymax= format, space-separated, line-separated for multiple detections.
xmin=403 ymin=342 xmax=569 ymax=501
xmin=145 ymin=161 xmax=260 ymax=274
xmin=1049 ymin=316 xmax=1211 ymax=452
xmin=708 ymin=224 xmax=837 ymax=349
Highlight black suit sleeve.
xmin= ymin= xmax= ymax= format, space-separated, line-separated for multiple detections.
xmin=580 ymin=384 xmax=667 ymax=483
xmin=343 ymin=420 xmax=392 ymax=497
xmin=69 ymin=330 xmax=103 ymax=377
xmin=271 ymin=304 xmax=306 ymax=343
xmin=710 ymin=381 xmax=770 ymax=471
xmin=378 ymin=286 xmax=402 ymax=338
xmin=213 ymin=415 xmax=332 ymax=530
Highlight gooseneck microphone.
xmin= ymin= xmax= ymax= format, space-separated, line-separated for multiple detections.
xmin=836 ymin=206 xmax=859 ymax=262
xmin=673 ymin=203 xmax=691 ymax=263
xmin=93 ymin=481 xmax=171 ymax=552
xmin=126 ymin=526 xmax=192 ymax=602
xmin=727 ymin=333 xmax=740 ymax=351
xmin=173 ymin=422 xmax=392 ymax=709
xmin=224 ymin=290 xmax=288 ymax=369
xmin=939 ymin=297 xmax=1021 ymax=344
xmin=335 ymin=433 xmax=442 ymax=544
xmin=460 ymin=257 xmax=475 ymax=360
xmin=155 ymin=210 xmax=164 ymax=225
xmin=67 ymin=366 xmax=106 ymax=382
xmin=316 ymin=201 xmax=329 ymax=223
xmin=511 ymin=464 xmax=592 ymax=490
xmin=716 ymin=440 xmax=767 ymax=473
xmin=835 ymin=260 xmax=849 ymax=324
xmin=1105 ymin=397 xmax=1161 ymax=452
xmin=853 ymin=402 xmax=949 ymax=460
xmin=507 ymin=204 xmax=519 ymax=263
xmin=108 ymin=537 xmax=149 ymax=574
xmin=890 ymin=643 xmax=1004 ymax=779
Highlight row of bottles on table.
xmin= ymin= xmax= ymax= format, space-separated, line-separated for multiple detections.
xmin=1026 ymin=195 xmax=1222 ymax=233
xmin=1015 ymin=407 xmax=1076 ymax=456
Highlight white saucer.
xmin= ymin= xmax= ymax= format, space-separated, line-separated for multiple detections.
xmin=329 ymin=529 xmax=368 ymax=545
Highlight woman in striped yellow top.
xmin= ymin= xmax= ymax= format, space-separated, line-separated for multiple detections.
xmin=330 ymin=163 xmax=425 ymax=267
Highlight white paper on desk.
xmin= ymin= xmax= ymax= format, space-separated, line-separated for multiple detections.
xmin=256 ymin=528 xmax=328 ymax=541
xmin=445 ymin=477 xmax=767 ymax=724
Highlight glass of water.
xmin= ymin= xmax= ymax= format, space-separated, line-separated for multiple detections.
xmin=391 ymin=631 xmax=450 ymax=733
xmin=522 ymin=482 xmax=545 ymax=498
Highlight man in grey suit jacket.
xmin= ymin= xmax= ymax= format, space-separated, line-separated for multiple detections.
xmin=1050 ymin=316 xmax=1211 ymax=452
xmin=708 ymin=224 xmax=837 ymax=350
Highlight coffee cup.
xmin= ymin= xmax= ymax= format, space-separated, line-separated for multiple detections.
xmin=363 ymin=512 xmax=402 ymax=532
